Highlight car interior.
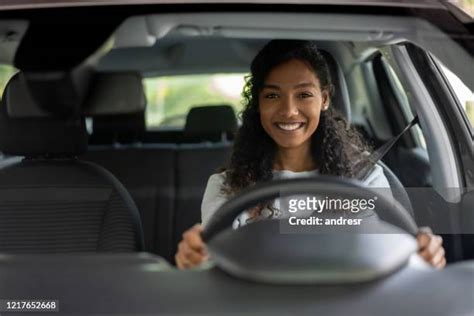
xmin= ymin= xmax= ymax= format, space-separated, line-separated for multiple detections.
xmin=0 ymin=3 xmax=473 ymax=314
xmin=0 ymin=11 xmax=473 ymax=263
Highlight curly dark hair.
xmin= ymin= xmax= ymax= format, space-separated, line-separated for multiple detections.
xmin=223 ymin=40 xmax=371 ymax=197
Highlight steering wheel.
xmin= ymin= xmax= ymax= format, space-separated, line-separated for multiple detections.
xmin=202 ymin=176 xmax=418 ymax=242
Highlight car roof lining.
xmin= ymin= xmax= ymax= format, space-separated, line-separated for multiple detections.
xmin=101 ymin=13 xmax=473 ymax=90
xmin=1 ymin=12 xmax=472 ymax=90
xmin=0 ymin=0 xmax=447 ymax=12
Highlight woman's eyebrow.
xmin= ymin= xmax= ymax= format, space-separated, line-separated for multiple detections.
xmin=262 ymin=84 xmax=280 ymax=90
xmin=262 ymin=82 xmax=317 ymax=90
xmin=293 ymin=82 xmax=317 ymax=89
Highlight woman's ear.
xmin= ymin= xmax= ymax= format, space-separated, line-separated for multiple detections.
xmin=321 ymin=89 xmax=330 ymax=111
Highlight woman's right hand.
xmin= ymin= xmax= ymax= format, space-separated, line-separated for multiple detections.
xmin=175 ymin=224 xmax=209 ymax=269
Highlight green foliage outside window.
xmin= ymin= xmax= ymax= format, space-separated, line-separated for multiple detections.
xmin=144 ymin=74 xmax=246 ymax=129
xmin=450 ymin=0 xmax=474 ymax=16
xmin=0 ymin=65 xmax=17 ymax=99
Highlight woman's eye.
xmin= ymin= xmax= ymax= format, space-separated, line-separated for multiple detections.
xmin=298 ymin=92 xmax=313 ymax=98
xmin=264 ymin=93 xmax=279 ymax=99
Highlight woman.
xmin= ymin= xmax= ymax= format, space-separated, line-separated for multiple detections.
xmin=176 ymin=40 xmax=446 ymax=269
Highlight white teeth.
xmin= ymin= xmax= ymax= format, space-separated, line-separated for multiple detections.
xmin=276 ymin=123 xmax=303 ymax=131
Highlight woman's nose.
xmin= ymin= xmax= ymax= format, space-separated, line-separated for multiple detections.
xmin=278 ymin=96 xmax=299 ymax=117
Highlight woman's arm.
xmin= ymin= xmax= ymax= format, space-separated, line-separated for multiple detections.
xmin=176 ymin=172 xmax=228 ymax=269
xmin=201 ymin=173 xmax=229 ymax=227
xmin=362 ymin=163 xmax=391 ymax=188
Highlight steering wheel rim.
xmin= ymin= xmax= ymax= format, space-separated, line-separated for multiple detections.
xmin=202 ymin=176 xmax=418 ymax=242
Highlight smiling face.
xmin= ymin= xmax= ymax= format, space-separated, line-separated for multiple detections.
xmin=258 ymin=59 xmax=330 ymax=150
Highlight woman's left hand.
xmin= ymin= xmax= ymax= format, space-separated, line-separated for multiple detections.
xmin=416 ymin=227 xmax=446 ymax=269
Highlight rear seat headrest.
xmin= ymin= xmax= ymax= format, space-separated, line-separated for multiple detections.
xmin=85 ymin=72 xmax=146 ymax=144
xmin=84 ymin=72 xmax=146 ymax=116
xmin=320 ymin=50 xmax=351 ymax=121
xmin=0 ymin=73 xmax=87 ymax=157
xmin=184 ymin=105 xmax=238 ymax=142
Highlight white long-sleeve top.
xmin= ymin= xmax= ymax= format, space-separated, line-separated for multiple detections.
xmin=201 ymin=164 xmax=391 ymax=228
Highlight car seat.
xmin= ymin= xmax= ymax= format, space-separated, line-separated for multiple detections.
xmin=0 ymin=73 xmax=144 ymax=253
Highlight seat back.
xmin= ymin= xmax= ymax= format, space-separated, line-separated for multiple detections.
xmin=173 ymin=105 xmax=237 ymax=259
xmin=83 ymin=73 xmax=176 ymax=259
xmin=0 ymin=159 xmax=144 ymax=253
xmin=175 ymin=143 xmax=232 ymax=248
xmin=0 ymin=72 xmax=144 ymax=253
xmin=184 ymin=105 xmax=238 ymax=142
xmin=83 ymin=144 xmax=176 ymax=258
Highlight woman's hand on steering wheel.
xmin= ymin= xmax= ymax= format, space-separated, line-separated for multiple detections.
xmin=175 ymin=224 xmax=209 ymax=270
xmin=416 ymin=227 xmax=446 ymax=269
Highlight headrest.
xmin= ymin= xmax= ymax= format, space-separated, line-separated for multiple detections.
xmin=184 ymin=105 xmax=238 ymax=142
xmin=9 ymin=67 xmax=92 ymax=117
xmin=84 ymin=72 xmax=146 ymax=116
xmin=0 ymin=73 xmax=87 ymax=156
xmin=85 ymin=72 xmax=146 ymax=145
xmin=320 ymin=50 xmax=351 ymax=121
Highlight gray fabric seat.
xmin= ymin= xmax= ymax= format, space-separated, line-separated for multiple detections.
xmin=0 ymin=73 xmax=144 ymax=253
xmin=175 ymin=143 xmax=233 ymax=249
xmin=83 ymin=142 xmax=177 ymax=258
xmin=82 ymin=73 xmax=176 ymax=259
xmin=183 ymin=105 xmax=238 ymax=142
xmin=173 ymin=105 xmax=237 ymax=260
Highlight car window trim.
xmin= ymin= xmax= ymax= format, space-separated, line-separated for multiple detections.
xmin=405 ymin=43 xmax=474 ymax=190
xmin=371 ymin=53 xmax=417 ymax=148
xmin=389 ymin=44 xmax=464 ymax=200
xmin=428 ymin=54 xmax=474 ymax=138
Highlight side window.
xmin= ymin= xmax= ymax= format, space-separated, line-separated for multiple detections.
xmin=447 ymin=0 xmax=474 ymax=17
xmin=0 ymin=64 xmax=18 ymax=99
xmin=379 ymin=56 xmax=427 ymax=149
xmin=436 ymin=62 xmax=474 ymax=130
xmin=0 ymin=64 xmax=17 ymax=157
